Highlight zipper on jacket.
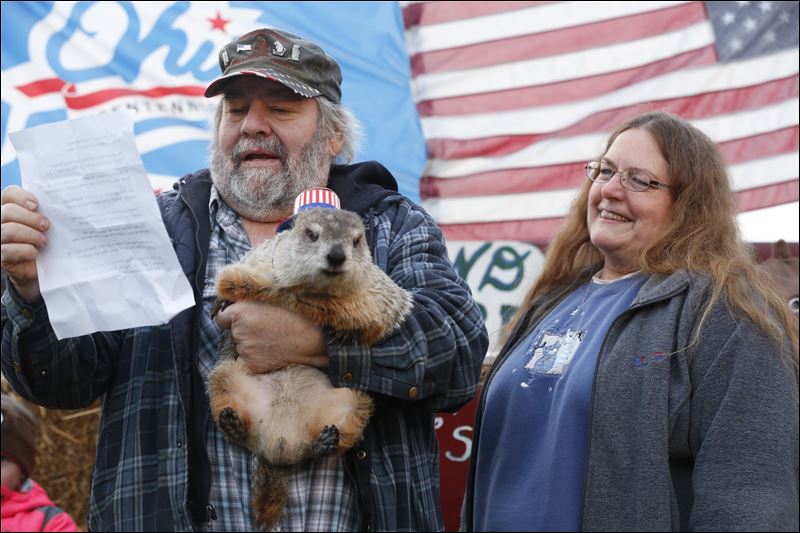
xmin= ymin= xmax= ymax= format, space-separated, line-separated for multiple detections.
xmin=177 ymin=178 xmax=215 ymax=528
xmin=577 ymin=283 xmax=688 ymax=529
xmin=205 ymin=504 xmax=217 ymax=526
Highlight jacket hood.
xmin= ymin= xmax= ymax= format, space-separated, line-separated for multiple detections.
xmin=328 ymin=161 xmax=399 ymax=214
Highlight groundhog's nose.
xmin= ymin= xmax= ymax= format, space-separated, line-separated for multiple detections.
xmin=327 ymin=245 xmax=346 ymax=267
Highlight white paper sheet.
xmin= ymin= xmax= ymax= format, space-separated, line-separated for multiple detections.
xmin=9 ymin=111 xmax=195 ymax=339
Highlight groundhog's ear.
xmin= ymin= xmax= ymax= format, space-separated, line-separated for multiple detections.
xmin=327 ymin=130 xmax=344 ymax=158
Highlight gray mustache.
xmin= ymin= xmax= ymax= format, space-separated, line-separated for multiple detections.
xmin=232 ymin=137 xmax=287 ymax=164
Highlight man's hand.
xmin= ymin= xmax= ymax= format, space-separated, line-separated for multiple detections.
xmin=216 ymin=300 xmax=329 ymax=373
xmin=1 ymin=186 xmax=48 ymax=302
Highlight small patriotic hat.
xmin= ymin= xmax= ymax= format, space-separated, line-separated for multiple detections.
xmin=277 ymin=187 xmax=340 ymax=233
xmin=293 ymin=187 xmax=340 ymax=213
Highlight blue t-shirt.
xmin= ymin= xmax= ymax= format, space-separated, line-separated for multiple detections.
xmin=474 ymin=273 xmax=646 ymax=532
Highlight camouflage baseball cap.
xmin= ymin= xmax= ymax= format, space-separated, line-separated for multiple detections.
xmin=205 ymin=28 xmax=342 ymax=104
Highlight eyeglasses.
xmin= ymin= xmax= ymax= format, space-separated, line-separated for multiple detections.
xmin=585 ymin=161 xmax=672 ymax=192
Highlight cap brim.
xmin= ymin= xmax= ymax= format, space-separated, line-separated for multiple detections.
xmin=204 ymin=64 xmax=322 ymax=98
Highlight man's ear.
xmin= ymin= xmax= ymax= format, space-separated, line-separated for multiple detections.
xmin=327 ymin=131 xmax=344 ymax=158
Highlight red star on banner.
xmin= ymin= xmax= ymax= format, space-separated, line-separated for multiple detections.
xmin=207 ymin=11 xmax=230 ymax=32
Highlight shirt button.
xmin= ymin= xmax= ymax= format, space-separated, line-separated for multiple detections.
xmin=177 ymin=441 xmax=183 ymax=448
xmin=356 ymin=449 xmax=367 ymax=460
xmin=21 ymin=309 xmax=33 ymax=320
xmin=13 ymin=362 xmax=22 ymax=373
xmin=408 ymin=386 xmax=418 ymax=399
xmin=342 ymin=372 xmax=353 ymax=383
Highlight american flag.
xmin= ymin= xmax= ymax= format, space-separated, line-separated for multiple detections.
xmin=404 ymin=1 xmax=800 ymax=244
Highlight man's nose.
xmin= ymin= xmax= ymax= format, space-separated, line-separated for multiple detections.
xmin=241 ymin=101 xmax=273 ymax=137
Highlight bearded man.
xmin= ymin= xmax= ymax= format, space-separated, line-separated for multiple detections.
xmin=0 ymin=28 xmax=488 ymax=532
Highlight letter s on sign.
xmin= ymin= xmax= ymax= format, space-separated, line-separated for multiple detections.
xmin=444 ymin=425 xmax=473 ymax=462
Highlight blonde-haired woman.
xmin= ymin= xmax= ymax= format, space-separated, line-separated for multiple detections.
xmin=464 ymin=111 xmax=798 ymax=531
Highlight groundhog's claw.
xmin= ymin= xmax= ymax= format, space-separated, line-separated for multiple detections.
xmin=212 ymin=298 xmax=231 ymax=317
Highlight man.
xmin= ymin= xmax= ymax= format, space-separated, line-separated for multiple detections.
xmin=0 ymin=28 xmax=488 ymax=531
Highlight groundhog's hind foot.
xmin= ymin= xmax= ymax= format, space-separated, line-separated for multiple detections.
xmin=311 ymin=425 xmax=340 ymax=457
xmin=219 ymin=407 xmax=248 ymax=443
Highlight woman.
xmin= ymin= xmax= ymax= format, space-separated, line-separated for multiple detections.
xmin=463 ymin=111 xmax=799 ymax=531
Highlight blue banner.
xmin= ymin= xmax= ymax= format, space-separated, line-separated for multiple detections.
xmin=1 ymin=1 xmax=426 ymax=200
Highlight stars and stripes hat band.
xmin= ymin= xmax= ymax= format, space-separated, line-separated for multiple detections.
xmin=277 ymin=187 xmax=341 ymax=233
xmin=293 ymin=187 xmax=341 ymax=213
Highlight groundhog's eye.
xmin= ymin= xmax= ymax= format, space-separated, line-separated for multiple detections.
xmin=306 ymin=229 xmax=318 ymax=242
xmin=353 ymin=236 xmax=362 ymax=247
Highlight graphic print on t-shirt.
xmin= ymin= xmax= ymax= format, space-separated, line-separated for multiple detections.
xmin=524 ymin=328 xmax=584 ymax=376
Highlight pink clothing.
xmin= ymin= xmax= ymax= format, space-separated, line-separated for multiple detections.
xmin=1 ymin=480 xmax=79 ymax=532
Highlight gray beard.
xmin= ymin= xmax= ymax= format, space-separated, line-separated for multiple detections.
xmin=209 ymin=126 xmax=331 ymax=220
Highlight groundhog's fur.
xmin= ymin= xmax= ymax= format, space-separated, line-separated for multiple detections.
xmin=207 ymin=207 xmax=413 ymax=529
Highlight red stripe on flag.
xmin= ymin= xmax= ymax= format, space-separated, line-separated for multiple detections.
xmin=403 ymin=1 xmax=548 ymax=29
xmin=411 ymin=3 xmax=707 ymax=76
xmin=421 ymin=163 xmax=585 ymax=201
xmin=63 ymin=85 xmax=206 ymax=110
xmin=416 ymin=46 xmax=717 ymax=117
xmin=736 ymin=180 xmax=800 ymax=211
xmin=440 ymin=218 xmax=567 ymax=244
xmin=717 ymin=126 xmax=799 ymax=164
xmin=16 ymin=78 xmax=67 ymax=97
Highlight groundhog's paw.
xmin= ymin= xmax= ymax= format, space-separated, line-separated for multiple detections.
xmin=311 ymin=425 xmax=340 ymax=457
xmin=358 ymin=324 xmax=388 ymax=346
xmin=330 ymin=329 xmax=359 ymax=346
xmin=216 ymin=265 xmax=262 ymax=301
xmin=219 ymin=406 xmax=248 ymax=443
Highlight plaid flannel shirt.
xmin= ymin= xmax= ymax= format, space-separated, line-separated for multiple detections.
xmin=1 ymin=163 xmax=488 ymax=532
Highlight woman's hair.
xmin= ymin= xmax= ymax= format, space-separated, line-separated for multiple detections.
xmin=1 ymin=393 xmax=38 ymax=479
xmin=503 ymin=111 xmax=798 ymax=367
xmin=211 ymin=94 xmax=362 ymax=164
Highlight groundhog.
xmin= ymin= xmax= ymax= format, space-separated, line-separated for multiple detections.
xmin=207 ymin=206 xmax=414 ymax=529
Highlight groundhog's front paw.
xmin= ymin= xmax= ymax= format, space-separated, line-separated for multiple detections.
xmin=216 ymin=265 xmax=261 ymax=302
xmin=311 ymin=425 xmax=340 ymax=457
xmin=358 ymin=324 xmax=388 ymax=346
xmin=331 ymin=329 xmax=359 ymax=346
xmin=218 ymin=407 xmax=248 ymax=443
